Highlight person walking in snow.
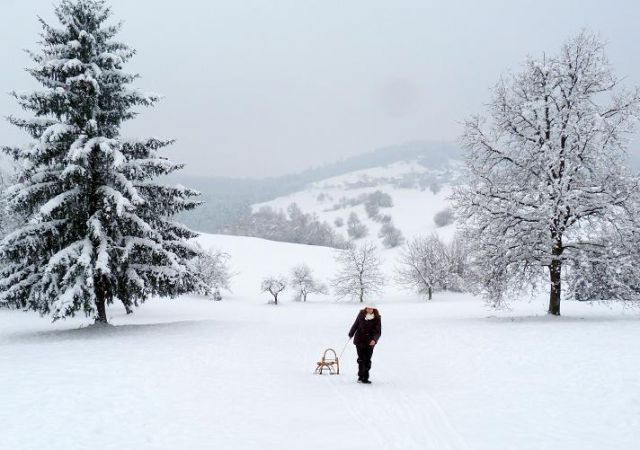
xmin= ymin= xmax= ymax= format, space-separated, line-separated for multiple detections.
xmin=348 ymin=303 xmax=382 ymax=384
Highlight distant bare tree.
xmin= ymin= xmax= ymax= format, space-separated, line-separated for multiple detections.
xmin=365 ymin=191 xmax=393 ymax=219
xmin=378 ymin=221 xmax=404 ymax=248
xmin=442 ymin=235 xmax=469 ymax=291
xmin=332 ymin=241 xmax=384 ymax=303
xmin=433 ymin=208 xmax=454 ymax=228
xmin=261 ymin=276 xmax=287 ymax=305
xmin=290 ymin=264 xmax=328 ymax=301
xmin=395 ymin=235 xmax=448 ymax=300
xmin=232 ymin=203 xmax=347 ymax=248
xmin=193 ymin=247 xmax=233 ymax=300
xmin=364 ymin=201 xmax=380 ymax=219
xmin=347 ymin=212 xmax=368 ymax=239
xmin=377 ymin=214 xmax=392 ymax=224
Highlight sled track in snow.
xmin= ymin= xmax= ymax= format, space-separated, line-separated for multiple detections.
xmin=327 ymin=365 xmax=470 ymax=450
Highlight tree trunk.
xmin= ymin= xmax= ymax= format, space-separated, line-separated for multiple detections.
xmin=428 ymin=286 xmax=432 ymax=301
xmin=89 ymin=151 xmax=109 ymax=325
xmin=274 ymin=294 xmax=278 ymax=305
xmin=548 ymin=259 xmax=561 ymax=316
xmin=95 ymin=297 xmax=108 ymax=324
xmin=122 ymin=299 xmax=133 ymax=314
xmin=359 ymin=290 xmax=364 ymax=303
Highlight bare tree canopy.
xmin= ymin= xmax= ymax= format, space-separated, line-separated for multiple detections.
xmin=332 ymin=241 xmax=384 ymax=303
xmin=395 ymin=234 xmax=467 ymax=300
xmin=290 ymin=264 xmax=328 ymax=302
xmin=347 ymin=212 xmax=368 ymax=240
xmin=261 ymin=276 xmax=287 ymax=305
xmin=193 ymin=247 xmax=233 ymax=300
xmin=453 ymin=30 xmax=640 ymax=315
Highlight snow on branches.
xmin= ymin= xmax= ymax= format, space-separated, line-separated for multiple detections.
xmin=332 ymin=241 xmax=384 ymax=303
xmin=261 ymin=276 xmax=287 ymax=305
xmin=0 ymin=0 xmax=202 ymax=322
xmin=193 ymin=247 xmax=233 ymax=301
xmin=290 ymin=264 xmax=328 ymax=302
xmin=453 ymin=30 xmax=640 ymax=314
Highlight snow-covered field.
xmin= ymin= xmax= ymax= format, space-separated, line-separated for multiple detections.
xmin=2 ymin=234 xmax=639 ymax=450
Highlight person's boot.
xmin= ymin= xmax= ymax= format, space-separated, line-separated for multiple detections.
xmin=361 ymin=361 xmax=372 ymax=383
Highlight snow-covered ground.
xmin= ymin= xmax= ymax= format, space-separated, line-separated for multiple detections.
xmin=253 ymin=160 xmax=459 ymax=244
xmin=2 ymin=234 xmax=639 ymax=450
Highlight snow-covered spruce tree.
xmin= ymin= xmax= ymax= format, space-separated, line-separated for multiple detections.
xmin=0 ymin=171 xmax=11 ymax=240
xmin=453 ymin=31 xmax=640 ymax=315
xmin=0 ymin=0 xmax=202 ymax=323
xmin=332 ymin=241 xmax=384 ymax=303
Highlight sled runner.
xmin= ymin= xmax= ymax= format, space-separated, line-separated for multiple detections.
xmin=314 ymin=348 xmax=339 ymax=375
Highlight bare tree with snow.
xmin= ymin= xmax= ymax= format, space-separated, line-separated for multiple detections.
xmin=442 ymin=234 xmax=469 ymax=292
xmin=378 ymin=221 xmax=404 ymax=248
xmin=347 ymin=212 xmax=368 ymax=240
xmin=290 ymin=264 xmax=328 ymax=302
xmin=395 ymin=235 xmax=449 ymax=300
xmin=193 ymin=247 xmax=233 ymax=300
xmin=453 ymin=31 xmax=640 ymax=315
xmin=332 ymin=241 xmax=384 ymax=303
xmin=433 ymin=208 xmax=454 ymax=228
xmin=261 ymin=276 xmax=287 ymax=305
xmin=233 ymin=204 xmax=347 ymax=248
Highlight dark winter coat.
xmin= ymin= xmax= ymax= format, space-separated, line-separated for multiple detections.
xmin=348 ymin=309 xmax=382 ymax=347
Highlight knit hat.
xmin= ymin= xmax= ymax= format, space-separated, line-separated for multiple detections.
xmin=364 ymin=301 xmax=376 ymax=309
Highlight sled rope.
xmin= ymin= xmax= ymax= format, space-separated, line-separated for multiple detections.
xmin=339 ymin=337 xmax=351 ymax=360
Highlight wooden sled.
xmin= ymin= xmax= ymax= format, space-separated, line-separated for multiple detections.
xmin=315 ymin=348 xmax=339 ymax=375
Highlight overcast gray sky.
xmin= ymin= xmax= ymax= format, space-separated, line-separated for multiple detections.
xmin=1 ymin=0 xmax=639 ymax=177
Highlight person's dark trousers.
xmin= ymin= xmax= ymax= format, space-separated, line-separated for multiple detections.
xmin=356 ymin=345 xmax=374 ymax=381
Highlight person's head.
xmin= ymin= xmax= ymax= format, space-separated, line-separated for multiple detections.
xmin=363 ymin=302 xmax=380 ymax=318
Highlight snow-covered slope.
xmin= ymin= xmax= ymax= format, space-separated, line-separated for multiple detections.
xmin=253 ymin=160 xmax=461 ymax=246
xmin=197 ymin=233 xmax=336 ymax=302
xmin=196 ymin=232 xmax=431 ymax=303
xmin=2 ymin=232 xmax=640 ymax=450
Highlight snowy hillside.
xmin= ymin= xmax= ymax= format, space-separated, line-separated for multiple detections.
xmin=253 ymin=160 xmax=461 ymax=246
xmin=170 ymin=141 xmax=462 ymax=234
xmin=3 ymin=232 xmax=640 ymax=450
xmin=197 ymin=234 xmax=336 ymax=302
